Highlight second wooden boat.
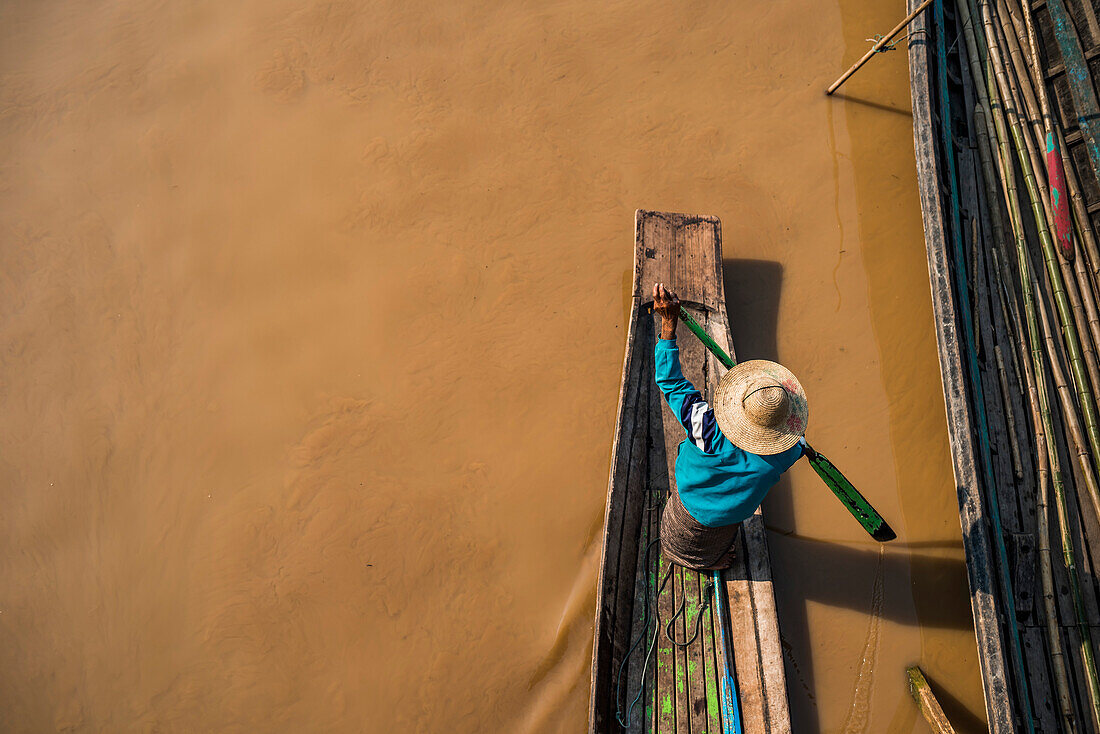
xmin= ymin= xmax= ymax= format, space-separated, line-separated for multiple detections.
xmin=909 ymin=0 xmax=1100 ymax=730
xmin=589 ymin=209 xmax=791 ymax=733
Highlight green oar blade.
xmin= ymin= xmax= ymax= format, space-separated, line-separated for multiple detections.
xmin=805 ymin=446 xmax=896 ymax=541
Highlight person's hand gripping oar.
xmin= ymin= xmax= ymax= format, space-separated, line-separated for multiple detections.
xmin=655 ymin=283 xmax=895 ymax=542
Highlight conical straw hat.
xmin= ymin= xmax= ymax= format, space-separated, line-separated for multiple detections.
xmin=714 ymin=360 xmax=808 ymax=455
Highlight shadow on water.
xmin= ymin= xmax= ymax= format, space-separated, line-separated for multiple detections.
xmin=758 ymin=524 xmax=972 ymax=630
xmin=826 ymin=92 xmax=914 ymax=118
xmin=722 ymin=258 xmax=782 ymax=364
xmin=721 ymin=257 xmax=977 ymax=732
xmin=924 ymin=667 xmax=989 ymax=734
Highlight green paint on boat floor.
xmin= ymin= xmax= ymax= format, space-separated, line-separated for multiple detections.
xmin=642 ymin=543 xmax=725 ymax=733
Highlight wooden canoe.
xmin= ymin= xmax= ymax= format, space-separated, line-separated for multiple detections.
xmin=588 ymin=210 xmax=791 ymax=733
xmin=909 ymin=0 xmax=1100 ymax=731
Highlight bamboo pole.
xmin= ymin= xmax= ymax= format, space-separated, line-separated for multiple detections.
xmin=994 ymin=259 xmax=1076 ymax=731
xmin=997 ymin=19 xmax=1100 ymax=424
xmin=992 ymin=217 xmax=1078 ymax=733
xmin=975 ymin=0 xmax=1086 ymax=719
xmin=906 ymin=666 xmax=958 ymax=734
xmin=1000 ymin=0 xmax=1100 ymax=382
xmin=1072 ymin=238 xmax=1100 ymax=397
xmin=1035 ymin=274 xmax=1100 ymax=732
xmin=825 ymin=0 xmax=934 ymax=94
xmin=972 ymin=214 xmax=1024 ymax=478
xmin=995 ymin=0 xmax=1047 ymax=157
xmin=994 ymin=0 xmax=1071 ymax=262
xmin=961 ymin=0 xmax=1032 ymax=467
xmin=959 ymin=0 xmax=1024 ymax=388
xmin=971 ymin=219 xmax=985 ymax=358
xmin=980 ymin=0 xmax=1100 ymax=490
xmin=957 ymin=3 xmax=1040 ymax=726
xmin=1003 ymin=0 xmax=1100 ymax=278
xmin=992 ymin=247 xmax=1028 ymax=433
xmin=960 ymin=5 xmax=1014 ymax=282
xmin=1034 ymin=258 xmax=1100 ymax=543
xmin=1016 ymin=0 xmax=1076 ymax=261
xmin=994 ymin=343 xmax=1025 ymax=479
xmin=997 ymin=1 xmax=1100 ymax=459
xmin=965 ymin=23 xmax=1028 ymax=475
xmin=990 ymin=0 xmax=1100 ymax=514
xmin=989 ymin=99 xmax=1081 ymax=734
xmin=985 ymin=0 xmax=1100 ymax=720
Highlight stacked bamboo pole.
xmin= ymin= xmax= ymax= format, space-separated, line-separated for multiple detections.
xmin=953 ymin=0 xmax=1100 ymax=726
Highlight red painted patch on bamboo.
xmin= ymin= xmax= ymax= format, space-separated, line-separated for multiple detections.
xmin=1047 ymin=134 xmax=1075 ymax=261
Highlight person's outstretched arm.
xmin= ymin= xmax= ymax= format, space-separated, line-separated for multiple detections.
xmin=652 ymin=283 xmax=720 ymax=453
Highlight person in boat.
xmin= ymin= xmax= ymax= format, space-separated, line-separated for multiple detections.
xmin=651 ymin=283 xmax=808 ymax=570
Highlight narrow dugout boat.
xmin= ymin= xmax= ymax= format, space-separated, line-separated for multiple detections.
xmin=909 ymin=0 xmax=1100 ymax=731
xmin=589 ymin=210 xmax=791 ymax=733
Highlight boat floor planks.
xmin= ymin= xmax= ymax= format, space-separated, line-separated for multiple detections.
xmin=589 ymin=210 xmax=791 ymax=733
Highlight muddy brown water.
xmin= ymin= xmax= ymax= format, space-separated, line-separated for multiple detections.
xmin=1 ymin=0 xmax=986 ymax=731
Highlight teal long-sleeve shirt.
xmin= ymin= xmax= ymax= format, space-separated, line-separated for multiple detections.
xmin=655 ymin=338 xmax=803 ymax=527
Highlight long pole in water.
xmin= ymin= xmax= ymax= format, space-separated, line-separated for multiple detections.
xmin=711 ymin=568 xmax=743 ymax=734
xmin=678 ymin=306 xmax=896 ymax=541
xmin=825 ymin=0 xmax=934 ymax=95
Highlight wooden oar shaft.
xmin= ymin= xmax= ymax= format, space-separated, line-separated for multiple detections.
xmin=676 ymin=306 xmax=896 ymax=541
xmin=826 ymin=0 xmax=934 ymax=95
xmin=678 ymin=307 xmax=734 ymax=368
